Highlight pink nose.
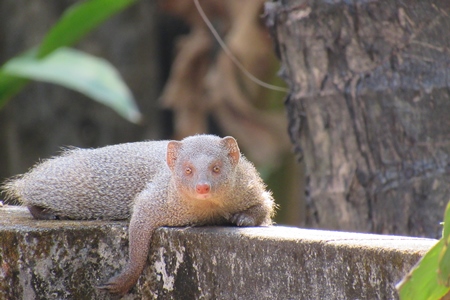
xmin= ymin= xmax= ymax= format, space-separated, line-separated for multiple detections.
xmin=196 ymin=183 xmax=211 ymax=194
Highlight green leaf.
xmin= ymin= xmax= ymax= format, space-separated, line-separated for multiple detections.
xmin=397 ymin=201 xmax=450 ymax=299
xmin=0 ymin=50 xmax=37 ymax=108
xmin=397 ymin=239 xmax=449 ymax=300
xmin=442 ymin=203 xmax=450 ymax=240
xmin=38 ymin=0 xmax=137 ymax=58
xmin=0 ymin=0 xmax=137 ymax=111
xmin=0 ymin=73 xmax=29 ymax=108
xmin=438 ymin=202 xmax=450 ymax=286
xmin=2 ymin=48 xmax=141 ymax=123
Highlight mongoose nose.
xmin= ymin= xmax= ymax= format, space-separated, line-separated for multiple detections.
xmin=196 ymin=183 xmax=211 ymax=194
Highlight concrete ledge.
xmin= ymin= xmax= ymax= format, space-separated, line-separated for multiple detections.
xmin=0 ymin=206 xmax=436 ymax=299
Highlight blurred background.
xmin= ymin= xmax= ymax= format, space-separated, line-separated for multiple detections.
xmin=0 ymin=0 xmax=304 ymax=226
xmin=4 ymin=0 xmax=446 ymax=239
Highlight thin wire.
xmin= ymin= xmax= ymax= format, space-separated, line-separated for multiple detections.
xmin=193 ymin=0 xmax=288 ymax=93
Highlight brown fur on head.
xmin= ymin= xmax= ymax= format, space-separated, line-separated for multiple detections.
xmin=167 ymin=135 xmax=241 ymax=202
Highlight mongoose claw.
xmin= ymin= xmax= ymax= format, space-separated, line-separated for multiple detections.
xmin=97 ymin=274 xmax=134 ymax=296
xmin=229 ymin=212 xmax=257 ymax=227
xmin=96 ymin=283 xmax=125 ymax=296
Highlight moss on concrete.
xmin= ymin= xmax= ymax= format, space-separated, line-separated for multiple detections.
xmin=0 ymin=206 xmax=435 ymax=299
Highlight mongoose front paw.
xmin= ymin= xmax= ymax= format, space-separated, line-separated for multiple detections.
xmin=229 ymin=212 xmax=257 ymax=226
xmin=97 ymin=272 xmax=136 ymax=296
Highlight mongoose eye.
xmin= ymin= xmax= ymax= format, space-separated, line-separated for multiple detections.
xmin=185 ymin=167 xmax=192 ymax=175
xmin=212 ymin=166 xmax=220 ymax=173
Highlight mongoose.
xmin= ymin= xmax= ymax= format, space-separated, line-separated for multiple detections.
xmin=2 ymin=134 xmax=275 ymax=295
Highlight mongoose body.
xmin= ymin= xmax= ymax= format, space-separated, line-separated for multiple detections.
xmin=2 ymin=135 xmax=275 ymax=295
xmin=5 ymin=141 xmax=169 ymax=220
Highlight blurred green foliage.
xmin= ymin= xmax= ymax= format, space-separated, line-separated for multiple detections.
xmin=0 ymin=0 xmax=141 ymax=123
xmin=397 ymin=202 xmax=450 ymax=299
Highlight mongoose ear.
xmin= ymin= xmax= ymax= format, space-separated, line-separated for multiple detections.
xmin=222 ymin=136 xmax=240 ymax=165
xmin=167 ymin=141 xmax=182 ymax=170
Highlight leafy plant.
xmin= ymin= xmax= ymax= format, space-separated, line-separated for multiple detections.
xmin=0 ymin=0 xmax=141 ymax=123
xmin=397 ymin=202 xmax=450 ymax=299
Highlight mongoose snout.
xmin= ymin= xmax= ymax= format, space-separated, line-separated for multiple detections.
xmin=196 ymin=182 xmax=211 ymax=195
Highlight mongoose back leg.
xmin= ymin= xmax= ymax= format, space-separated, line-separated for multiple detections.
xmin=27 ymin=205 xmax=58 ymax=220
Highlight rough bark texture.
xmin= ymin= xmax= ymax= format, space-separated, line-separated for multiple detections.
xmin=268 ymin=0 xmax=450 ymax=237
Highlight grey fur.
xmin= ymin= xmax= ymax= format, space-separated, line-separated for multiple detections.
xmin=2 ymin=134 xmax=275 ymax=295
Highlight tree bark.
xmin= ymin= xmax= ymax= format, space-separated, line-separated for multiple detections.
xmin=268 ymin=0 xmax=450 ymax=237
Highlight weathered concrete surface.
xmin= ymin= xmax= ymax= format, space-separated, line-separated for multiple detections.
xmin=0 ymin=206 xmax=436 ymax=299
xmin=0 ymin=205 xmax=130 ymax=300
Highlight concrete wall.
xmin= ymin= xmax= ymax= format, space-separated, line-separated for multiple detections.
xmin=0 ymin=206 xmax=435 ymax=299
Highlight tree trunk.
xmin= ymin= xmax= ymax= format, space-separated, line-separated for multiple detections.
xmin=268 ymin=0 xmax=450 ymax=237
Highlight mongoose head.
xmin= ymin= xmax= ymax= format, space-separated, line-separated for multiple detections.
xmin=166 ymin=135 xmax=240 ymax=201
